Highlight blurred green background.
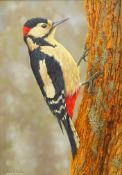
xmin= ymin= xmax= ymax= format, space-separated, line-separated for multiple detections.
xmin=0 ymin=0 xmax=87 ymax=175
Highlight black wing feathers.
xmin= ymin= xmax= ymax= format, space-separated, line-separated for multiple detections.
xmin=45 ymin=54 xmax=64 ymax=95
xmin=29 ymin=48 xmax=78 ymax=157
xmin=29 ymin=48 xmax=45 ymax=96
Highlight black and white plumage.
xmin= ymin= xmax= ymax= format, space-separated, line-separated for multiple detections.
xmin=23 ymin=17 xmax=80 ymax=158
xmin=30 ymin=48 xmax=79 ymax=156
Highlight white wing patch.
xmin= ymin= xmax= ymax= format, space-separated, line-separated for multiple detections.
xmin=39 ymin=60 xmax=55 ymax=98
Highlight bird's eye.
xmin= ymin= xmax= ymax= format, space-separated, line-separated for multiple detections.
xmin=41 ymin=24 xmax=47 ymax=28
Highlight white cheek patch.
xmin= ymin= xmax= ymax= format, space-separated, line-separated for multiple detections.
xmin=28 ymin=26 xmax=47 ymax=38
xmin=39 ymin=60 xmax=55 ymax=98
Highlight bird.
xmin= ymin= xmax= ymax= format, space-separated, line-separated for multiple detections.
xmin=23 ymin=17 xmax=80 ymax=158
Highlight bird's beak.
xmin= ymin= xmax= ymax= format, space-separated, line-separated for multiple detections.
xmin=52 ymin=18 xmax=69 ymax=28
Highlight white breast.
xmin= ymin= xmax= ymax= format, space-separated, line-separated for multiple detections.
xmin=39 ymin=59 xmax=56 ymax=98
xmin=40 ymin=40 xmax=80 ymax=96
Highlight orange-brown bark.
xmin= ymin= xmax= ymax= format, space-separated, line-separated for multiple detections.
xmin=70 ymin=0 xmax=121 ymax=175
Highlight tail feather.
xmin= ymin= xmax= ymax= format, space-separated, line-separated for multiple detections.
xmin=57 ymin=118 xmax=64 ymax=134
xmin=62 ymin=114 xmax=80 ymax=158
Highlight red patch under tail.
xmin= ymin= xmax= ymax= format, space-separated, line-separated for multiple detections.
xmin=65 ymin=90 xmax=79 ymax=119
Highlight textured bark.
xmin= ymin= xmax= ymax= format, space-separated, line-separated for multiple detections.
xmin=70 ymin=0 xmax=121 ymax=175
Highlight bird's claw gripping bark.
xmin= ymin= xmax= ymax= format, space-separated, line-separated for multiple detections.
xmin=77 ymin=46 xmax=89 ymax=66
xmin=81 ymin=71 xmax=102 ymax=94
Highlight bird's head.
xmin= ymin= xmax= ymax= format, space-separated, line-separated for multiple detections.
xmin=23 ymin=17 xmax=69 ymax=39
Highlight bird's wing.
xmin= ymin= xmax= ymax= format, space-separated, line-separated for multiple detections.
xmin=43 ymin=56 xmax=80 ymax=156
xmin=30 ymin=50 xmax=66 ymax=128
xmin=43 ymin=55 xmax=66 ymax=130
xmin=30 ymin=50 xmax=80 ymax=157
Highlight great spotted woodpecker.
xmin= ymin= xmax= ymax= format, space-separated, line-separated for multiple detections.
xmin=23 ymin=17 xmax=80 ymax=158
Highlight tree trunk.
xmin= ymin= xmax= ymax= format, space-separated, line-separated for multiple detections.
xmin=70 ymin=0 xmax=121 ymax=175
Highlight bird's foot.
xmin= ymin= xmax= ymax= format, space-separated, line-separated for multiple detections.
xmin=80 ymin=71 xmax=102 ymax=94
xmin=77 ymin=46 xmax=89 ymax=66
